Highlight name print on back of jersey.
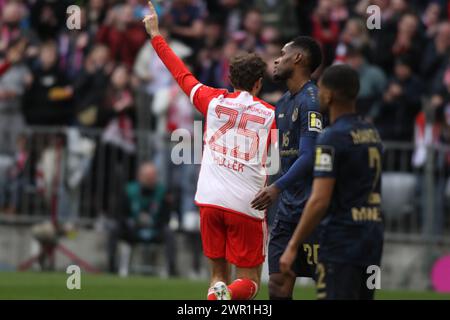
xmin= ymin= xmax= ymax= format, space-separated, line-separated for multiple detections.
xmin=170 ymin=120 xmax=281 ymax=176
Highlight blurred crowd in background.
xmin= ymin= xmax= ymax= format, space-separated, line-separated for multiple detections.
xmin=1 ymin=0 xmax=450 ymax=273
xmin=0 ymin=0 xmax=448 ymax=142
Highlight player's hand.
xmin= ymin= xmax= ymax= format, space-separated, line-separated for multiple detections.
xmin=250 ymin=184 xmax=280 ymax=211
xmin=142 ymin=1 xmax=160 ymax=39
xmin=279 ymin=244 xmax=297 ymax=278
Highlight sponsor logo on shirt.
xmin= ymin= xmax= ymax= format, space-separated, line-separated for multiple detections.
xmin=308 ymin=111 xmax=322 ymax=132
xmin=315 ymin=145 xmax=334 ymax=172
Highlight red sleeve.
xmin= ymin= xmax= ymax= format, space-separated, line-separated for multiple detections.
xmin=0 ymin=61 xmax=11 ymax=77
xmin=269 ymin=117 xmax=278 ymax=145
xmin=191 ymin=84 xmax=227 ymax=115
xmin=151 ymin=35 xmax=226 ymax=115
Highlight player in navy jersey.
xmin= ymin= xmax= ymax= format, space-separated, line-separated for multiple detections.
xmin=280 ymin=65 xmax=384 ymax=300
xmin=251 ymin=36 xmax=324 ymax=300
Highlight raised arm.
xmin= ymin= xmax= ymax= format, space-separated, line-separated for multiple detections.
xmin=142 ymin=1 xmax=204 ymax=109
xmin=142 ymin=1 xmax=224 ymax=114
xmin=150 ymin=35 xmax=199 ymax=98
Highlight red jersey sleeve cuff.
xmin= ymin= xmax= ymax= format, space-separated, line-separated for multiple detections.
xmin=151 ymin=35 xmax=164 ymax=46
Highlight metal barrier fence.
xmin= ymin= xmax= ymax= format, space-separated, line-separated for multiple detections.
xmin=0 ymin=126 xmax=165 ymax=225
xmin=382 ymin=141 xmax=450 ymax=244
xmin=0 ymin=126 xmax=449 ymax=243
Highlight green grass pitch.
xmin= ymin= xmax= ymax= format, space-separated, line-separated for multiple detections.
xmin=0 ymin=272 xmax=449 ymax=300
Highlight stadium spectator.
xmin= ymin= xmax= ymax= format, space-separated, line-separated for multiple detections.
xmin=201 ymin=17 xmax=225 ymax=50
xmin=100 ymin=64 xmax=136 ymax=152
xmin=421 ymin=22 xmax=450 ymax=92
xmin=73 ymin=44 xmax=112 ymax=127
xmin=233 ymin=7 xmax=265 ymax=53
xmin=261 ymin=25 xmax=281 ymax=44
xmin=329 ymin=0 xmax=349 ymax=26
xmin=0 ymin=39 xmax=31 ymax=154
xmin=196 ymin=39 xmax=235 ymax=89
xmin=252 ymin=0 xmax=298 ymax=40
xmin=345 ymin=44 xmax=387 ymax=119
xmin=107 ymin=162 xmax=177 ymax=276
xmin=370 ymin=0 xmax=408 ymax=72
xmin=29 ymin=0 xmax=68 ymax=41
xmin=164 ymin=0 xmax=206 ymax=51
xmin=390 ymin=0 xmax=410 ymax=15
xmin=334 ymin=18 xmax=371 ymax=64
xmin=96 ymin=64 xmax=137 ymax=220
xmin=413 ymin=102 xmax=450 ymax=236
xmin=194 ymin=17 xmax=231 ymax=87
xmin=0 ymin=1 xmax=28 ymax=52
xmin=430 ymin=65 xmax=450 ymax=121
xmin=210 ymin=0 xmax=249 ymax=35
xmin=392 ymin=13 xmax=423 ymax=69
xmin=0 ymin=133 xmax=29 ymax=214
xmin=311 ymin=0 xmax=340 ymax=66
xmin=96 ymin=3 xmax=147 ymax=68
xmin=374 ymin=56 xmax=423 ymax=141
xmin=86 ymin=0 xmax=108 ymax=36
xmin=23 ymin=41 xmax=73 ymax=126
xmin=421 ymin=1 xmax=442 ymax=39
xmin=57 ymin=8 xmax=91 ymax=82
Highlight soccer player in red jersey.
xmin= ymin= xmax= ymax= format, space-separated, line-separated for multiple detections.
xmin=143 ymin=1 xmax=277 ymax=300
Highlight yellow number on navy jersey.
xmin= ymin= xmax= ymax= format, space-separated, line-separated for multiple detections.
xmin=368 ymin=147 xmax=381 ymax=204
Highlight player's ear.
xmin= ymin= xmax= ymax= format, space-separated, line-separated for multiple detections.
xmin=321 ymin=87 xmax=332 ymax=106
xmin=257 ymin=77 xmax=263 ymax=88
xmin=253 ymin=77 xmax=263 ymax=95
xmin=293 ymin=52 xmax=302 ymax=65
xmin=327 ymin=90 xmax=334 ymax=106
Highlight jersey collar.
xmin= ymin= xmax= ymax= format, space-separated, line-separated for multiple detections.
xmin=287 ymin=79 xmax=312 ymax=100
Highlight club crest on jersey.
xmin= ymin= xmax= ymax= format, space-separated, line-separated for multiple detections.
xmin=308 ymin=111 xmax=322 ymax=132
xmin=315 ymin=145 xmax=334 ymax=172
xmin=292 ymin=107 xmax=299 ymax=122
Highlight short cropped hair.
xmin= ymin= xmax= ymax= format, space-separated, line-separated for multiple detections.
xmin=290 ymin=36 xmax=323 ymax=73
xmin=229 ymin=53 xmax=267 ymax=92
xmin=321 ymin=64 xmax=360 ymax=102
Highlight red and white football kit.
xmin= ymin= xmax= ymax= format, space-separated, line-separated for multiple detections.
xmin=151 ymin=36 xmax=276 ymax=268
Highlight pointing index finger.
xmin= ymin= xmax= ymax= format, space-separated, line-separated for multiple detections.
xmin=148 ymin=1 xmax=156 ymax=13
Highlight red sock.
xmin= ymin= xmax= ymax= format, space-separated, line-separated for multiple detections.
xmin=207 ymin=287 xmax=217 ymax=300
xmin=227 ymin=279 xmax=258 ymax=300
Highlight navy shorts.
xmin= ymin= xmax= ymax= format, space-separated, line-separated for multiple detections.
xmin=315 ymin=262 xmax=376 ymax=300
xmin=268 ymin=218 xmax=320 ymax=278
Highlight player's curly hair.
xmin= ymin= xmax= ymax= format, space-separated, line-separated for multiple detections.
xmin=229 ymin=53 xmax=267 ymax=92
